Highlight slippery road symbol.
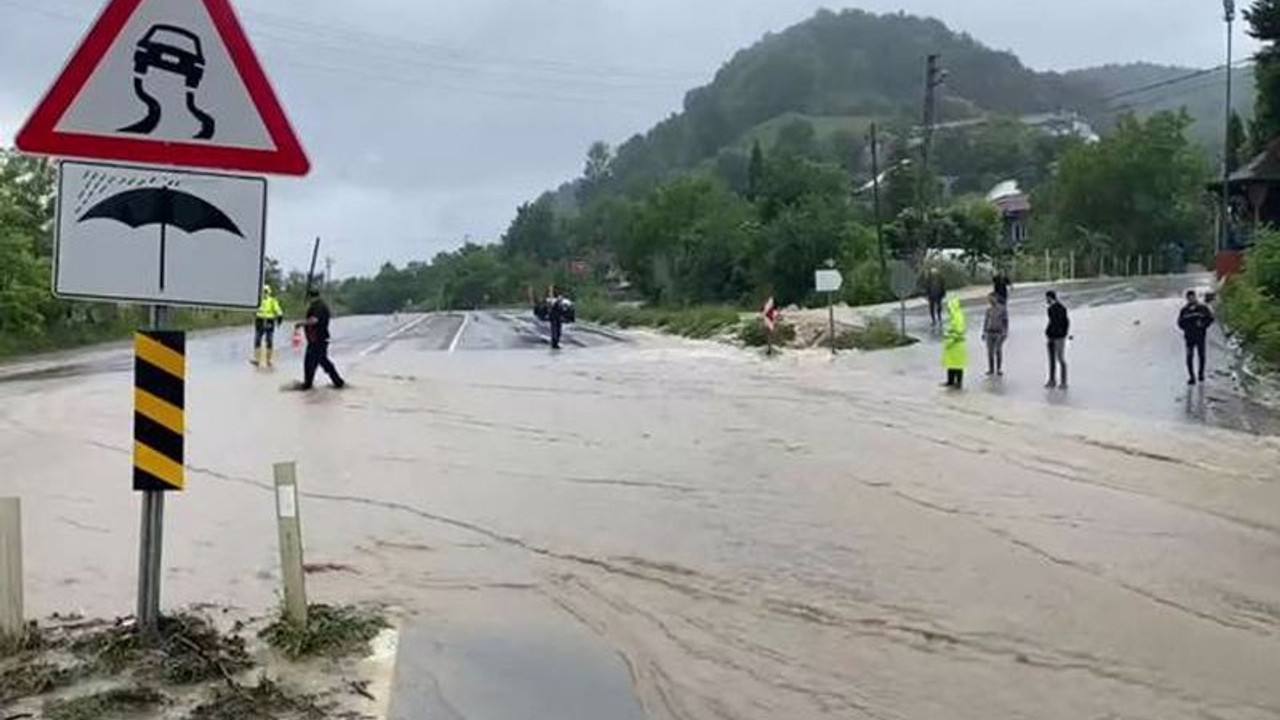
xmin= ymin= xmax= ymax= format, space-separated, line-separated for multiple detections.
xmin=79 ymin=186 xmax=243 ymax=292
xmin=118 ymin=24 xmax=216 ymax=139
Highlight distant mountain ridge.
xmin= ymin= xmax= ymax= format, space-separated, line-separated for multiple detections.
xmin=559 ymin=11 xmax=1253 ymax=208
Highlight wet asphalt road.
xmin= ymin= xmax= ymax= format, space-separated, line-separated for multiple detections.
xmin=3 ymin=281 xmax=1280 ymax=720
xmin=0 ymin=310 xmax=623 ymax=386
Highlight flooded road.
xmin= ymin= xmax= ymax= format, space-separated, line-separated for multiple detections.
xmin=2 ymin=304 xmax=1279 ymax=719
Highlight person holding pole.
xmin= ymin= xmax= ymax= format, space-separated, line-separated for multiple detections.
xmin=251 ymin=284 xmax=284 ymax=368
xmin=295 ymin=289 xmax=345 ymax=390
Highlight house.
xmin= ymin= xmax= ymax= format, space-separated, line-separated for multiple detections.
xmin=987 ymin=180 xmax=1031 ymax=247
xmin=1208 ymin=139 xmax=1280 ymax=277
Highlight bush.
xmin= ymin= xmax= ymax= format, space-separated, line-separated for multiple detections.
xmin=260 ymin=604 xmax=387 ymax=660
xmin=843 ymin=260 xmax=894 ymax=307
xmin=825 ymin=316 xmax=917 ymax=351
xmin=578 ymin=300 xmax=740 ymax=339
xmin=739 ymin=318 xmax=796 ymax=347
xmin=1221 ymin=229 xmax=1280 ymax=369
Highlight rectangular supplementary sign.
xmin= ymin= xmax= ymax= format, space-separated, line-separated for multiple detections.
xmin=55 ymin=160 xmax=266 ymax=309
xmin=134 ymin=331 xmax=186 ymax=492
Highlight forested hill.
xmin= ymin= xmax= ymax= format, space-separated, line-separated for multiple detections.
xmin=589 ymin=9 xmax=1096 ymax=200
xmin=1065 ymin=62 xmax=1255 ymax=151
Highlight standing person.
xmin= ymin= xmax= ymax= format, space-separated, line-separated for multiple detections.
xmin=925 ymin=267 xmax=946 ymax=329
xmin=992 ymin=270 xmax=1012 ymax=304
xmin=547 ymin=285 xmax=566 ymax=350
xmin=251 ymin=284 xmax=285 ymax=367
xmin=294 ymin=289 xmax=345 ymax=390
xmin=1044 ymin=291 xmax=1070 ymax=389
xmin=1178 ymin=290 xmax=1215 ymax=385
xmin=982 ymin=293 xmax=1009 ymax=376
xmin=942 ymin=296 xmax=968 ymax=389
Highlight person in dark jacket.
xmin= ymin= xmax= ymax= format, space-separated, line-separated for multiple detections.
xmin=1044 ymin=291 xmax=1070 ymax=389
xmin=1178 ymin=290 xmax=1215 ymax=385
xmin=547 ymin=286 xmax=567 ymax=350
xmin=924 ymin=268 xmax=946 ymax=328
xmin=982 ymin=293 xmax=1009 ymax=376
xmin=294 ymin=290 xmax=345 ymax=390
xmin=992 ymin=271 xmax=1012 ymax=304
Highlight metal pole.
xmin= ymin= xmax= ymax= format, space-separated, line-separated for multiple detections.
xmin=899 ymin=299 xmax=907 ymax=337
xmin=1222 ymin=1 xmax=1236 ymax=254
xmin=828 ymin=293 xmax=836 ymax=356
xmin=869 ymin=123 xmax=887 ymax=285
xmin=0 ymin=498 xmax=22 ymax=644
xmin=136 ymin=304 xmax=170 ymax=636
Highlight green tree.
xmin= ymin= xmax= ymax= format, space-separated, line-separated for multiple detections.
xmin=579 ymin=141 xmax=614 ymax=203
xmin=747 ymin=140 xmax=765 ymax=200
xmin=1248 ymin=0 xmax=1280 ymax=150
xmin=1040 ymin=111 xmax=1211 ymax=264
xmin=501 ymin=196 xmax=564 ymax=263
xmin=774 ymin=118 xmax=819 ymax=159
xmin=1228 ymin=111 xmax=1249 ymax=171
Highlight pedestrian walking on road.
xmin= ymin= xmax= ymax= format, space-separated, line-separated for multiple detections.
xmin=942 ymin=296 xmax=968 ymax=389
xmin=1178 ymin=290 xmax=1215 ymax=385
xmin=925 ymin=267 xmax=946 ymax=329
xmin=295 ymin=289 xmax=345 ymax=390
xmin=1044 ymin=291 xmax=1070 ymax=389
xmin=982 ymin=293 xmax=1009 ymax=376
xmin=251 ymin=284 xmax=285 ymax=368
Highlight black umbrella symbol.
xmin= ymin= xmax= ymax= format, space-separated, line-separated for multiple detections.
xmin=79 ymin=187 xmax=243 ymax=292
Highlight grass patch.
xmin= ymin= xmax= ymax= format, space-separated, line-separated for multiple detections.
xmin=260 ymin=604 xmax=387 ymax=660
xmin=43 ymin=686 xmax=166 ymax=720
xmin=827 ymin=316 xmax=917 ymax=351
xmin=578 ymin=301 xmax=742 ymax=339
xmin=738 ymin=318 xmax=797 ymax=347
xmin=0 ymin=660 xmax=75 ymax=706
xmin=69 ymin=613 xmax=250 ymax=685
xmin=187 ymin=677 xmax=328 ymax=720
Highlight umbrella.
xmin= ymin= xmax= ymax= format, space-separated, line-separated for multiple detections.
xmin=79 ymin=186 xmax=244 ymax=291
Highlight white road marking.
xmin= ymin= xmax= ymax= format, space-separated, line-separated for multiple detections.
xmin=358 ymin=314 xmax=431 ymax=359
xmin=447 ymin=312 xmax=470 ymax=353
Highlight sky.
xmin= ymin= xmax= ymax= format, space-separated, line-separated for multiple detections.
xmin=0 ymin=0 xmax=1260 ymax=276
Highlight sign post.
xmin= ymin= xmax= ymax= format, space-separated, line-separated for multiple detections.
xmin=0 ymin=498 xmax=22 ymax=644
xmin=16 ymin=0 xmax=309 ymax=635
xmin=814 ymin=267 xmax=843 ymax=355
xmin=888 ymin=260 xmax=918 ymax=338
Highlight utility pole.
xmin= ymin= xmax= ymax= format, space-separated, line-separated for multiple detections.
xmin=869 ymin=122 xmax=887 ymax=282
xmin=920 ymin=53 xmax=945 ymax=206
xmin=1221 ymin=0 xmax=1236 ymax=255
xmin=324 ymin=256 xmax=334 ymax=289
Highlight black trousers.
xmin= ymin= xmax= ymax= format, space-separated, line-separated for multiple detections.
xmin=1185 ymin=336 xmax=1207 ymax=381
xmin=928 ymin=297 xmax=943 ymax=326
xmin=303 ymin=342 xmax=344 ymax=388
xmin=945 ymin=369 xmax=964 ymax=388
xmin=550 ymin=319 xmax=563 ymax=349
xmin=253 ymin=318 xmax=276 ymax=349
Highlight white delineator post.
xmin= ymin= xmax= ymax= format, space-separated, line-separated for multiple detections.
xmin=0 ymin=498 xmax=23 ymax=643
xmin=273 ymin=462 xmax=308 ymax=628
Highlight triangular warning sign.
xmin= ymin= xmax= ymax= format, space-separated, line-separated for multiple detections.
xmin=16 ymin=0 xmax=309 ymax=176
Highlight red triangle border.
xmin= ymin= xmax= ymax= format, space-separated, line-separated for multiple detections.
xmin=16 ymin=0 xmax=309 ymax=176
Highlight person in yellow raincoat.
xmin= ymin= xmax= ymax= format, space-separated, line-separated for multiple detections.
xmin=942 ymin=296 xmax=968 ymax=389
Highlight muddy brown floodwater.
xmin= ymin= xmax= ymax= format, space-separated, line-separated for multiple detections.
xmin=2 ymin=330 xmax=1279 ymax=719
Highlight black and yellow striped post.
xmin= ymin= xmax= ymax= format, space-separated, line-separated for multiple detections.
xmin=133 ymin=328 xmax=185 ymax=634
xmin=134 ymin=331 xmax=185 ymax=491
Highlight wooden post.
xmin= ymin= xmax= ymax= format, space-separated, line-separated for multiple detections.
xmin=273 ymin=463 xmax=308 ymax=628
xmin=0 ymin=498 xmax=22 ymax=644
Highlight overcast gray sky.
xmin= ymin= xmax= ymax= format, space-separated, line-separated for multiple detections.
xmin=0 ymin=0 xmax=1259 ymax=275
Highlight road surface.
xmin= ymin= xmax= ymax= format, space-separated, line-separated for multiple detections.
xmin=2 ymin=293 xmax=1279 ymax=720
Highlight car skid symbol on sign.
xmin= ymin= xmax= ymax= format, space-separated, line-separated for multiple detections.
xmin=118 ymin=24 xmax=216 ymax=140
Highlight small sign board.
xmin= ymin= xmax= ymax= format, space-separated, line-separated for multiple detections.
xmin=55 ymin=160 xmax=266 ymax=308
xmin=814 ymin=269 xmax=843 ymax=293
xmin=888 ymin=260 xmax=918 ymax=301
